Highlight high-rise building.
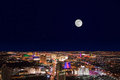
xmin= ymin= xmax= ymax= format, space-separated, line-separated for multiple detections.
xmin=64 ymin=62 xmax=71 ymax=69
xmin=78 ymin=66 xmax=90 ymax=76
xmin=1 ymin=64 xmax=12 ymax=80
xmin=40 ymin=55 xmax=46 ymax=64
xmin=56 ymin=62 xmax=66 ymax=80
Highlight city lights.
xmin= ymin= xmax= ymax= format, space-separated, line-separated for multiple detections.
xmin=0 ymin=51 xmax=119 ymax=80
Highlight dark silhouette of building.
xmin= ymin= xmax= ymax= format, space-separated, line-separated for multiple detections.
xmin=56 ymin=62 xmax=66 ymax=80
xmin=1 ymin=64 xmax=12 ymax=80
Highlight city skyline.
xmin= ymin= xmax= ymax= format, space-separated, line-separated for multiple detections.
xmin=0 ymin=51 xmax=119 ymax=80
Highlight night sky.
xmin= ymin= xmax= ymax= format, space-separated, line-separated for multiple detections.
xmin=0 ymin=0 xmax=120 ymax=51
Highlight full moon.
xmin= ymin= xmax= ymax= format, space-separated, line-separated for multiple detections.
xmin=75 ymin=19 xmax=83 ymax=27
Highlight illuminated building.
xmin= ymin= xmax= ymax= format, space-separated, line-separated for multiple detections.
xmin=78 ymin=66 xmax=90 ymax=76
xmin=22 ymin=54 xmax=30 ymax=60
xmin=27 ymin=67 xmax=41 ymax=74
xmin=59 ymin=56 xmax=68 ymax=61
xmin=80 ymin=53 xmax=82 ymax=57
xmin=46 ymin=54 xmax=51 ymax=60
xmin=72 ymin=70 xmax=78 ymax=75
xmin=27 ymin=52 xmax=33 ymax=56
xmin=51 ymin=54 xmax=57 ymax=59
xmin=40 ymin=55 xmax=46 ymax=64
xmin=23 ymin=54 xmax=30 ymax=57
xmin=64 ymin=62 xmax=71 ymax=69
xmin=33 ymin=56 xmax=40 ymax=61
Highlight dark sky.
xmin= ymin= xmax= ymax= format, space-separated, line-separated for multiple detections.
xmin=0 ymin=0 xmax=120 ymax=51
